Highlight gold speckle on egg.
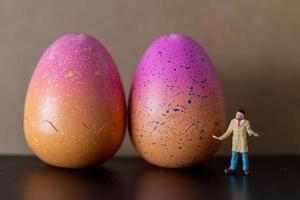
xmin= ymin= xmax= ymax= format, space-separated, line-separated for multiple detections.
xmin=41 ymin=73 xmax=48 ymax=79
xmin=65 ymin=71 xmax=79 ymax=79
xmin=95 ymin=70 xmax=101 ymax=76
xmin=84 ymin=46 xmax=92 ymax=52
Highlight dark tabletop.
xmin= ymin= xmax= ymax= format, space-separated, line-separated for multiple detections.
xmin=0 ymin=156 xmax=299 ymax=200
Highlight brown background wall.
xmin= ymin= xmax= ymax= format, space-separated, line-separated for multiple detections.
xmin=0 ymin=0 xmax=299 ymax=156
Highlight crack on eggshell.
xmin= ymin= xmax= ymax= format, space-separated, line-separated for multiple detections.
xmin=96 ymin=122 xmax=118 ymax=136
xmin=149 ymin=126 xmax=158 ymax=135
xmin=43 ymin=120 xmax=60 ymax=133
xmin=148 ymin=121 xmax=200 ymax=136
xmin=27 ymin=119 xmax=119 ymax=136
xmin=81 ymin=122 xmax=91 ymax=131
xmin=80 ymin=121 xmax=119 ymax=136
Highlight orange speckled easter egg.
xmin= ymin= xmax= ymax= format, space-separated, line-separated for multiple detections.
xmin=24 ymin=33 xmax=125 ymax=168
xmin=129 ymin=33 xmax=226 ymax=168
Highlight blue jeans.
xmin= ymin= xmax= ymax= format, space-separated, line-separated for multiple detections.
xmin=229 ymin=151 xmax=249 ymax=170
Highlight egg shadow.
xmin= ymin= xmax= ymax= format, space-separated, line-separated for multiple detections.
xmin=20 ymin=165 xmax=123 ymax=200
xmin=131 ymin=164 xmax=218 ymax=200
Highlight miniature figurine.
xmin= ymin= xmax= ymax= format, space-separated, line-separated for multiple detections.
xmin=212 ymin=109 xmax=259 ymax=176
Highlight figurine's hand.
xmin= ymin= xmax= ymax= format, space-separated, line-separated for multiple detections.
xmin=212 ymin=135 xmax=222 ymax=141
xmin=253 ymin=132 xmax=259 ymax=137
xmin=248 ymin=129 xmax=259 ymax=137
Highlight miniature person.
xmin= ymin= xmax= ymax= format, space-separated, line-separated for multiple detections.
xmin=212 ymin=109 xmax=259 ymax=176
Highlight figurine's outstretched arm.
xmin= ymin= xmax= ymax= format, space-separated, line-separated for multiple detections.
xmin=212 ymin=121 xmax=233 ymax=141
xmin=246 ymin=122 xmax=259 ymax=137
xmin=247 ymin=129 xmax=259 ymax=137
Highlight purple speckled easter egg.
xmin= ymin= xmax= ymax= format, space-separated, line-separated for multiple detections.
xmin=24 ymin=33 xmax=126 ymax=168
xmin=129 ymin=33 xmax=226 ymax=168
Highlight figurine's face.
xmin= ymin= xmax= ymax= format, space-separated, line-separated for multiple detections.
xmin=236 ymin=112 xmax=244 ymax=119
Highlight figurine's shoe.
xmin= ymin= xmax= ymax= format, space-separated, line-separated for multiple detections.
xmin=224 ymin=168 xmax=236 ymax=175
xmin=243 ymin=169 xmax=251 ymax=176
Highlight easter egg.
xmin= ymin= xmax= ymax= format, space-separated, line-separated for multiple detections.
xmin=129 ymin=33 xmax=226 ymax=168
xmin=24 ymin=33 xmax=125 ymax=168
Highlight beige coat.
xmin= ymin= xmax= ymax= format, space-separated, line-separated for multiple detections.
xmin=219 ymin=118 xmax=251 ymax=153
